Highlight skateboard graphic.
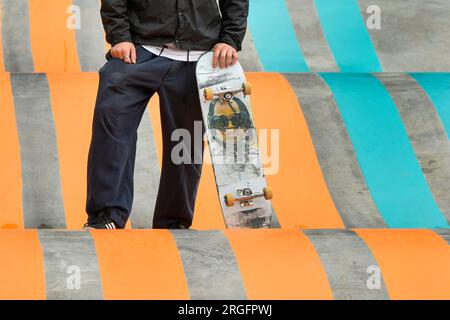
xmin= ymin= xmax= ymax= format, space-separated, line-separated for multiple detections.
xmin=195 ymin=51 xmax=273 ymax=228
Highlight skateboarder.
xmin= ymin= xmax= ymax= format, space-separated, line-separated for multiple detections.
xmin=84 ymin=0 xmax=249 ymax=230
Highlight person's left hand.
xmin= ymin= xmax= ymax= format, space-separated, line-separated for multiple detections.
xmin=213 ymin=43 xmax=238 ymax=69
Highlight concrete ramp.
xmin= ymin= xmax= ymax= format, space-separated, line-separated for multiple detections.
xmin=0 ymin=1 xmax=449 ymax=300
xmin=1 ymin=72 xmax=450 ymax=230
xmin=1 ymin=0 xmax=450 ymax=72
xmin=0 ymin=229 xmax=448 ymax=300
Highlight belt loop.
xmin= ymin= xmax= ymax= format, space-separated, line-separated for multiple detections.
xmin=184 ymin=50 xmax=191 ymax=102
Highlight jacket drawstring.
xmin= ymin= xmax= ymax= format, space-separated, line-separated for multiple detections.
xmin=159 ymin=44 xmax=167 ymax=56
xmin=184 ymin=50 xmax=190 ymax=101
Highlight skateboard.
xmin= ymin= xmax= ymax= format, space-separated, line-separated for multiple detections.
xmin=195 ymin=51 xmax=273 ymax=228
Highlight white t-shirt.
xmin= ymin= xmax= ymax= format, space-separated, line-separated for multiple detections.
xmin=142 ymin=44 xmax=207 ymax=62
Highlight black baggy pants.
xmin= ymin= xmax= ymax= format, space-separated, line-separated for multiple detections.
xmin=86 ymin=45 xmax=204 ymax=228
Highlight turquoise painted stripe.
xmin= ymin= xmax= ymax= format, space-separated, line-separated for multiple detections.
xmin=248 ymin=0 xmax=309 ymax=72
xmin=321 ymin=73 xmax=449 ymax=228
xmin=314 ymin=0 xmax=382 ymax=72
xmin=411 ymin=73 xmax=450 ymax=140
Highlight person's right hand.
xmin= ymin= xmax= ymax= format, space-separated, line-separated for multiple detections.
xmin=110 ymin=42 xmax=136 ymax=64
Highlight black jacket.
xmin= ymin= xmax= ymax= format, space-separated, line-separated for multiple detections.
xmin=101 ymin=0 xmax=249 ymax=51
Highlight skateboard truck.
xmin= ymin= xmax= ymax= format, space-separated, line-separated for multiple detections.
xmin=204 ymin=82 xmax=252 ymax=102
xmin=224 ymin=186 xmax=273 ymax=208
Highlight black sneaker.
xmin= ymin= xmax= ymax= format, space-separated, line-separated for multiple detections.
xmin=84 ymin=209 xmax=119 ymax=230
xmin=166 ymin=222 xmax=189 ymax=229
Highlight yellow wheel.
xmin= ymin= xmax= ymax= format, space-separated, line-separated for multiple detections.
xmin=263 ymin=187 xmax=273 ymax=200
xmin=204 ymin=88 xmax=214 ymax=101
xmin=242 ymin=82 xmax=252 ymax=96
xmin=224 ymin=193 xmax=235 ymax=207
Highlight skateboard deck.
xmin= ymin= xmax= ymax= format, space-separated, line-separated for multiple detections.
xmin=195 ymin=51 xmax=273 ymax=228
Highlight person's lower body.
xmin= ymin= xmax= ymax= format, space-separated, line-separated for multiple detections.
xmin=85 ymin=45 xmax=203 ymax=229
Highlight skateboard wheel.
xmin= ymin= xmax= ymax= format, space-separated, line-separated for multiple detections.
xmin=204 ymin=88 xmax=214 ymax=101
xmin=242 ymin=82 xmax=252 ymax=96
xmin=224 ymin=193 xmax=235 ymax=207
xmin=263 ymin=187 xmax=273 ymax=200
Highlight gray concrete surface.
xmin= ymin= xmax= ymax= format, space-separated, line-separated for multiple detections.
xmin=1 ymin=0 xmax=34 ymax=72
xmin=304 ymin=229 xmax=389 ymax=300
xmin=376 ymin=73 xmax=450 ymax=224
xmin=239 ymin=30 xmax=263 ymax=71
xmin=286 ymin=0 xmax=339 ymax=72
xmin=358 ymin=0 xmax=450 ymax=71
xmin=171 ymin=230 xmax=247 ymax=300
xmin=38 ymin=230 xmax=103 ymax=300
xmin=436 ymin=229 xmax=450 ymax=245
xmin=10 ymin=73 xmax=66 ymax=229
xmin=73 ymin=0 xmax=106 ymax=72
xmin=130 ymin=109 xmax=160 ymax=229
xmin=285 ymin=73 xmax=386 ymax=228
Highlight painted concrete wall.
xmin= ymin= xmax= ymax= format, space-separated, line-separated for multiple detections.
xmin=1 ymin=72 xmax=450 ymax=229
xmin=0 ymin=1 xmax=448 ymax=300
xmin=1 ymin=0 xmax=450 ymax=72
xmin=0 ymin=229 xmax=448 ymax=300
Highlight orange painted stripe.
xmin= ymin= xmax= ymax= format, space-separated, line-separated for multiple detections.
xmin=0 ymin=230 xmax=46 ymax=299
xmin=225 ymin=229 xmax=333 ymax=299
xmin=148 ymin=96 xmax=225 ymax=229
xmin=248 ymin=72 xmax=344 ymax=228
xmin=192 ymin=151 xmax=225 ymax=230
xmin=0 ymin=73 xmax=23 ymax=229
xmin=356 ymin=229 xmax=450 ymax=300
xmin=91 ymin=230 xmax=189 ymax=299
xmin=28 ymin=0 xmax=80 ymax=72
xmin=138 ymin=72 xmax=343 ymax=229
xmin=47 ymin=72 xmax=98 ymax=230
